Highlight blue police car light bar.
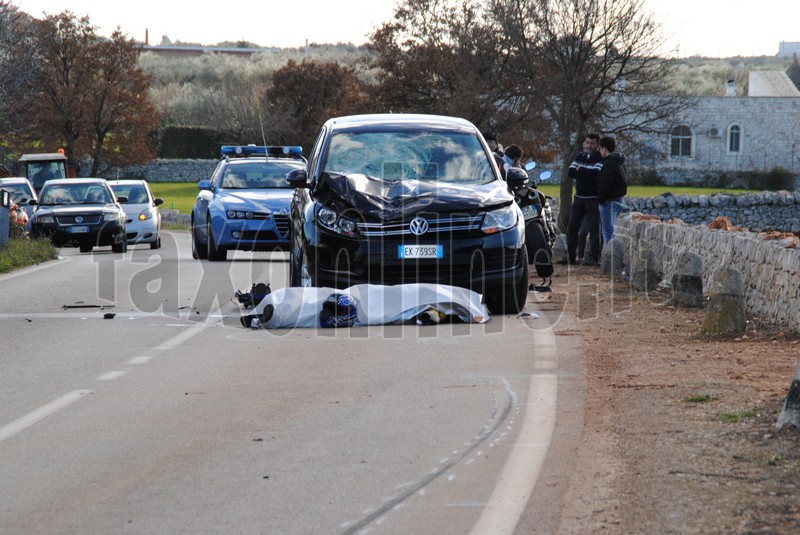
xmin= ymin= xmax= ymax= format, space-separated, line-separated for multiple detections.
xmin=221 ymin=145 xmax=303 ymax=157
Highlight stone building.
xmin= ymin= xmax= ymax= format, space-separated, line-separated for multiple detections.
xmin=623 ymin=74 xmax=800 ymax=186
xmin=778 ymin=41 xmax=800 ymax=58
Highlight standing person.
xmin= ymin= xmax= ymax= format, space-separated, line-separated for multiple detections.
xmin=566 ymin=133 xmax=602 ymax=265
xmin=483 ymin=131 xmax=504 ymax=158
xmin=597 ymin=135 xmax=628 ymax=245
xmin=502 ymin=144 xmax=523 ymax=169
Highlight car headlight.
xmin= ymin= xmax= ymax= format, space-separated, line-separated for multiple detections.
xmin=226 ymin=209 xmax=254 ymax=219
xmin=38 ymin=215 xmax=55 ymax=224
xmin=104 ymin=212 xmax=123 ymax=222
xmin=481 ymin=205 xmax=518 ymax=234
xmin=318 ymin=206 xmax=358 ymax=236
xmin=138 ymin=208 xmax=154 ymax=221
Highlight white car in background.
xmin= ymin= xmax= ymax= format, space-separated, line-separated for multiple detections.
xmin=108 ymin=179 xmax=164 ymax=249
xmin=0 ymin=177 xmax=38 ymax=231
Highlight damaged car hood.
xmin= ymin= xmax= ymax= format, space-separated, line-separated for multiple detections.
xmin=314 ymin=172 xmax=513 ymax=220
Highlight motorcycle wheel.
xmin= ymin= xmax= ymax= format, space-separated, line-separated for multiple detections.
xmin=526 ymin=220 xmax=554 ymax=278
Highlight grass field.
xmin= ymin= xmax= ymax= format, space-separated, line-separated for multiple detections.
xmin=151 ymin=182 xmax=758 ymax=215
xmin=538 ymin=184 xmax=755 ymax=199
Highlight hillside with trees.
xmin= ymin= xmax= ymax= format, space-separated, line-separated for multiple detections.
xmin=2 ymin=0 xmax=797 ymax=205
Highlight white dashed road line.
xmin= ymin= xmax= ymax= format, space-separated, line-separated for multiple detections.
xmin=0 ymin=390 xmax=93 ymax=443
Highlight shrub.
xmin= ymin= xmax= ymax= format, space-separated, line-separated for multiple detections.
xmin=628 ymin=168 xmax=665 ymax=186
xmin=742 ymin=167 xmax=795 ymax=191
xmin=0 ymin=238 xmax=58 ymax=273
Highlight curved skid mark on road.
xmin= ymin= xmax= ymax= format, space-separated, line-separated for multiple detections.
xmin=339 ymin=376 xmax=516 ymax=535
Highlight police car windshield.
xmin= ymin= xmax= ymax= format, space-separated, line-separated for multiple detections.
xmin=221 ymin=163 xmax=297 ymax=189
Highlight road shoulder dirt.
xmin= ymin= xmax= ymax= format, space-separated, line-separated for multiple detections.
xmin=541 ymin=264 xmax=800 ymax=534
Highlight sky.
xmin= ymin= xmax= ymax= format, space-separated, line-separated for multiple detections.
xmin=13 ymin=0 xmax=799 ymax=58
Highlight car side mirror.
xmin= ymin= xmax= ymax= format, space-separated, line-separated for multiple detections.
xmin=286 ymin=168 xmax=309 ymax=188
xmin=154 ymin=198 xmax=164 ymax=207
xmin=198 ymin=180 xmax=212 ymax=191
xmin=116 ymin=196 xmax=128 ymax=203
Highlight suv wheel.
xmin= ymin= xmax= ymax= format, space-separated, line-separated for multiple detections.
xmin=485 ymin=247 xmax=529 ymax=315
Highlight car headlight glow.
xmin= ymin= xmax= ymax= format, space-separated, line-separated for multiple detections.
xmin=318 ymin=207 xmax=358 ymax=236
xmin=481 ymin=205 xmax=518 ymax=234
xmin=138 ymin=208 xmax=153 ymax=221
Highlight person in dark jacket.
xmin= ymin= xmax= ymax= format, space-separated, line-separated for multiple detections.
xmin=597 ymin=135 xmax=628 ymax=245
xmin=566 ymin=133 xmax=602 ymax=265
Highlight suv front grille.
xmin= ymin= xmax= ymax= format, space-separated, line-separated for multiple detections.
xmin=357 ymin=213 xmax=483 ymax=237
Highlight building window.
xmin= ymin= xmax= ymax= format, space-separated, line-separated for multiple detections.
xmin=728 ymin=125 xmax=741 ymax=153
xmin=670 ymin=125 xmax=692 ymax=158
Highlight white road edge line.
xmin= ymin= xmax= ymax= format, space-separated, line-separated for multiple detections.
xmin=470 ymin=328 xmax=559 ymax=535
xmin=0 ymin=307 xmax=218 ymax=443
xmin=0 ymin=390 xmax=92 ymax=443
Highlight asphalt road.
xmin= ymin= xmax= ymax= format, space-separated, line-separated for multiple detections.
xmin=0 ymin=231 xmax=585 ymax=534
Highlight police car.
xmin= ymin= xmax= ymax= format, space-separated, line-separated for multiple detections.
xmin=191 ymin=145 xmax=306 ymax=261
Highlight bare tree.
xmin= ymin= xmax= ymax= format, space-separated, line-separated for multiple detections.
xmin=85 ymin=29 xmax=159 ymax=176
xmin=22 ymin=11 xmax=158 ymax=175
xmin=367 ymin=0 xmax=543 ymax=141
xmin=359 ymin=0 xmax=559 ymax=173
xmin=264 ymin=59 xmax=369 ymax=151
xmin=27 ymin=12 xmax=96 ymax=168
xmin=491 ymin=0 xmax=691 ymax=227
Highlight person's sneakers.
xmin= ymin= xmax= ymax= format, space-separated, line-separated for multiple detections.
xmin=239 ymin=304 xmax=275 ymax=329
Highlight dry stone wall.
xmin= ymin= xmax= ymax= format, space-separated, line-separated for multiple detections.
xmin=625 ymin=191 xmax=800 ymax=232
xmin=615 ymin=215 xmax=800 ymax=332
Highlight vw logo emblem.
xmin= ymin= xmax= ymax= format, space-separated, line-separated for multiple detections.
xmin=75 ymin=216 xmax=83 ymax=223
xmin=409 ymin=217 xmax=429 ymax=236
xmin=279 ymin=208 xmax=288 ymax=216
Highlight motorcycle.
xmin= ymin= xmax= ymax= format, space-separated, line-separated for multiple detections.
xmin=505 ymin=163 xmax=556 ymax=286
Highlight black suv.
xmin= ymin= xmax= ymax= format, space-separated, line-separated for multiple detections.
xmin=286 ymin=114 xmax=529 ymax=314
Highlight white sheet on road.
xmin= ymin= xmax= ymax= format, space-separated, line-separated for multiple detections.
xmin=250 ymin=283 xmax=490 ymax=328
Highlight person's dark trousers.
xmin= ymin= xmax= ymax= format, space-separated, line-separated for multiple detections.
xmin=577 ymin=197 xmax=601 ymax=263
xmin=567 ymin=196 xmax=593 ymax=263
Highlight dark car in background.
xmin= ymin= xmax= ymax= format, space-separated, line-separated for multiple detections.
xmin=31 ymin=178 xmax=128 ymax=253
xmin=286 ymin=114 xmax=529 ymax=314
xmin=191 ymin=145 xmax=306 ymax=261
